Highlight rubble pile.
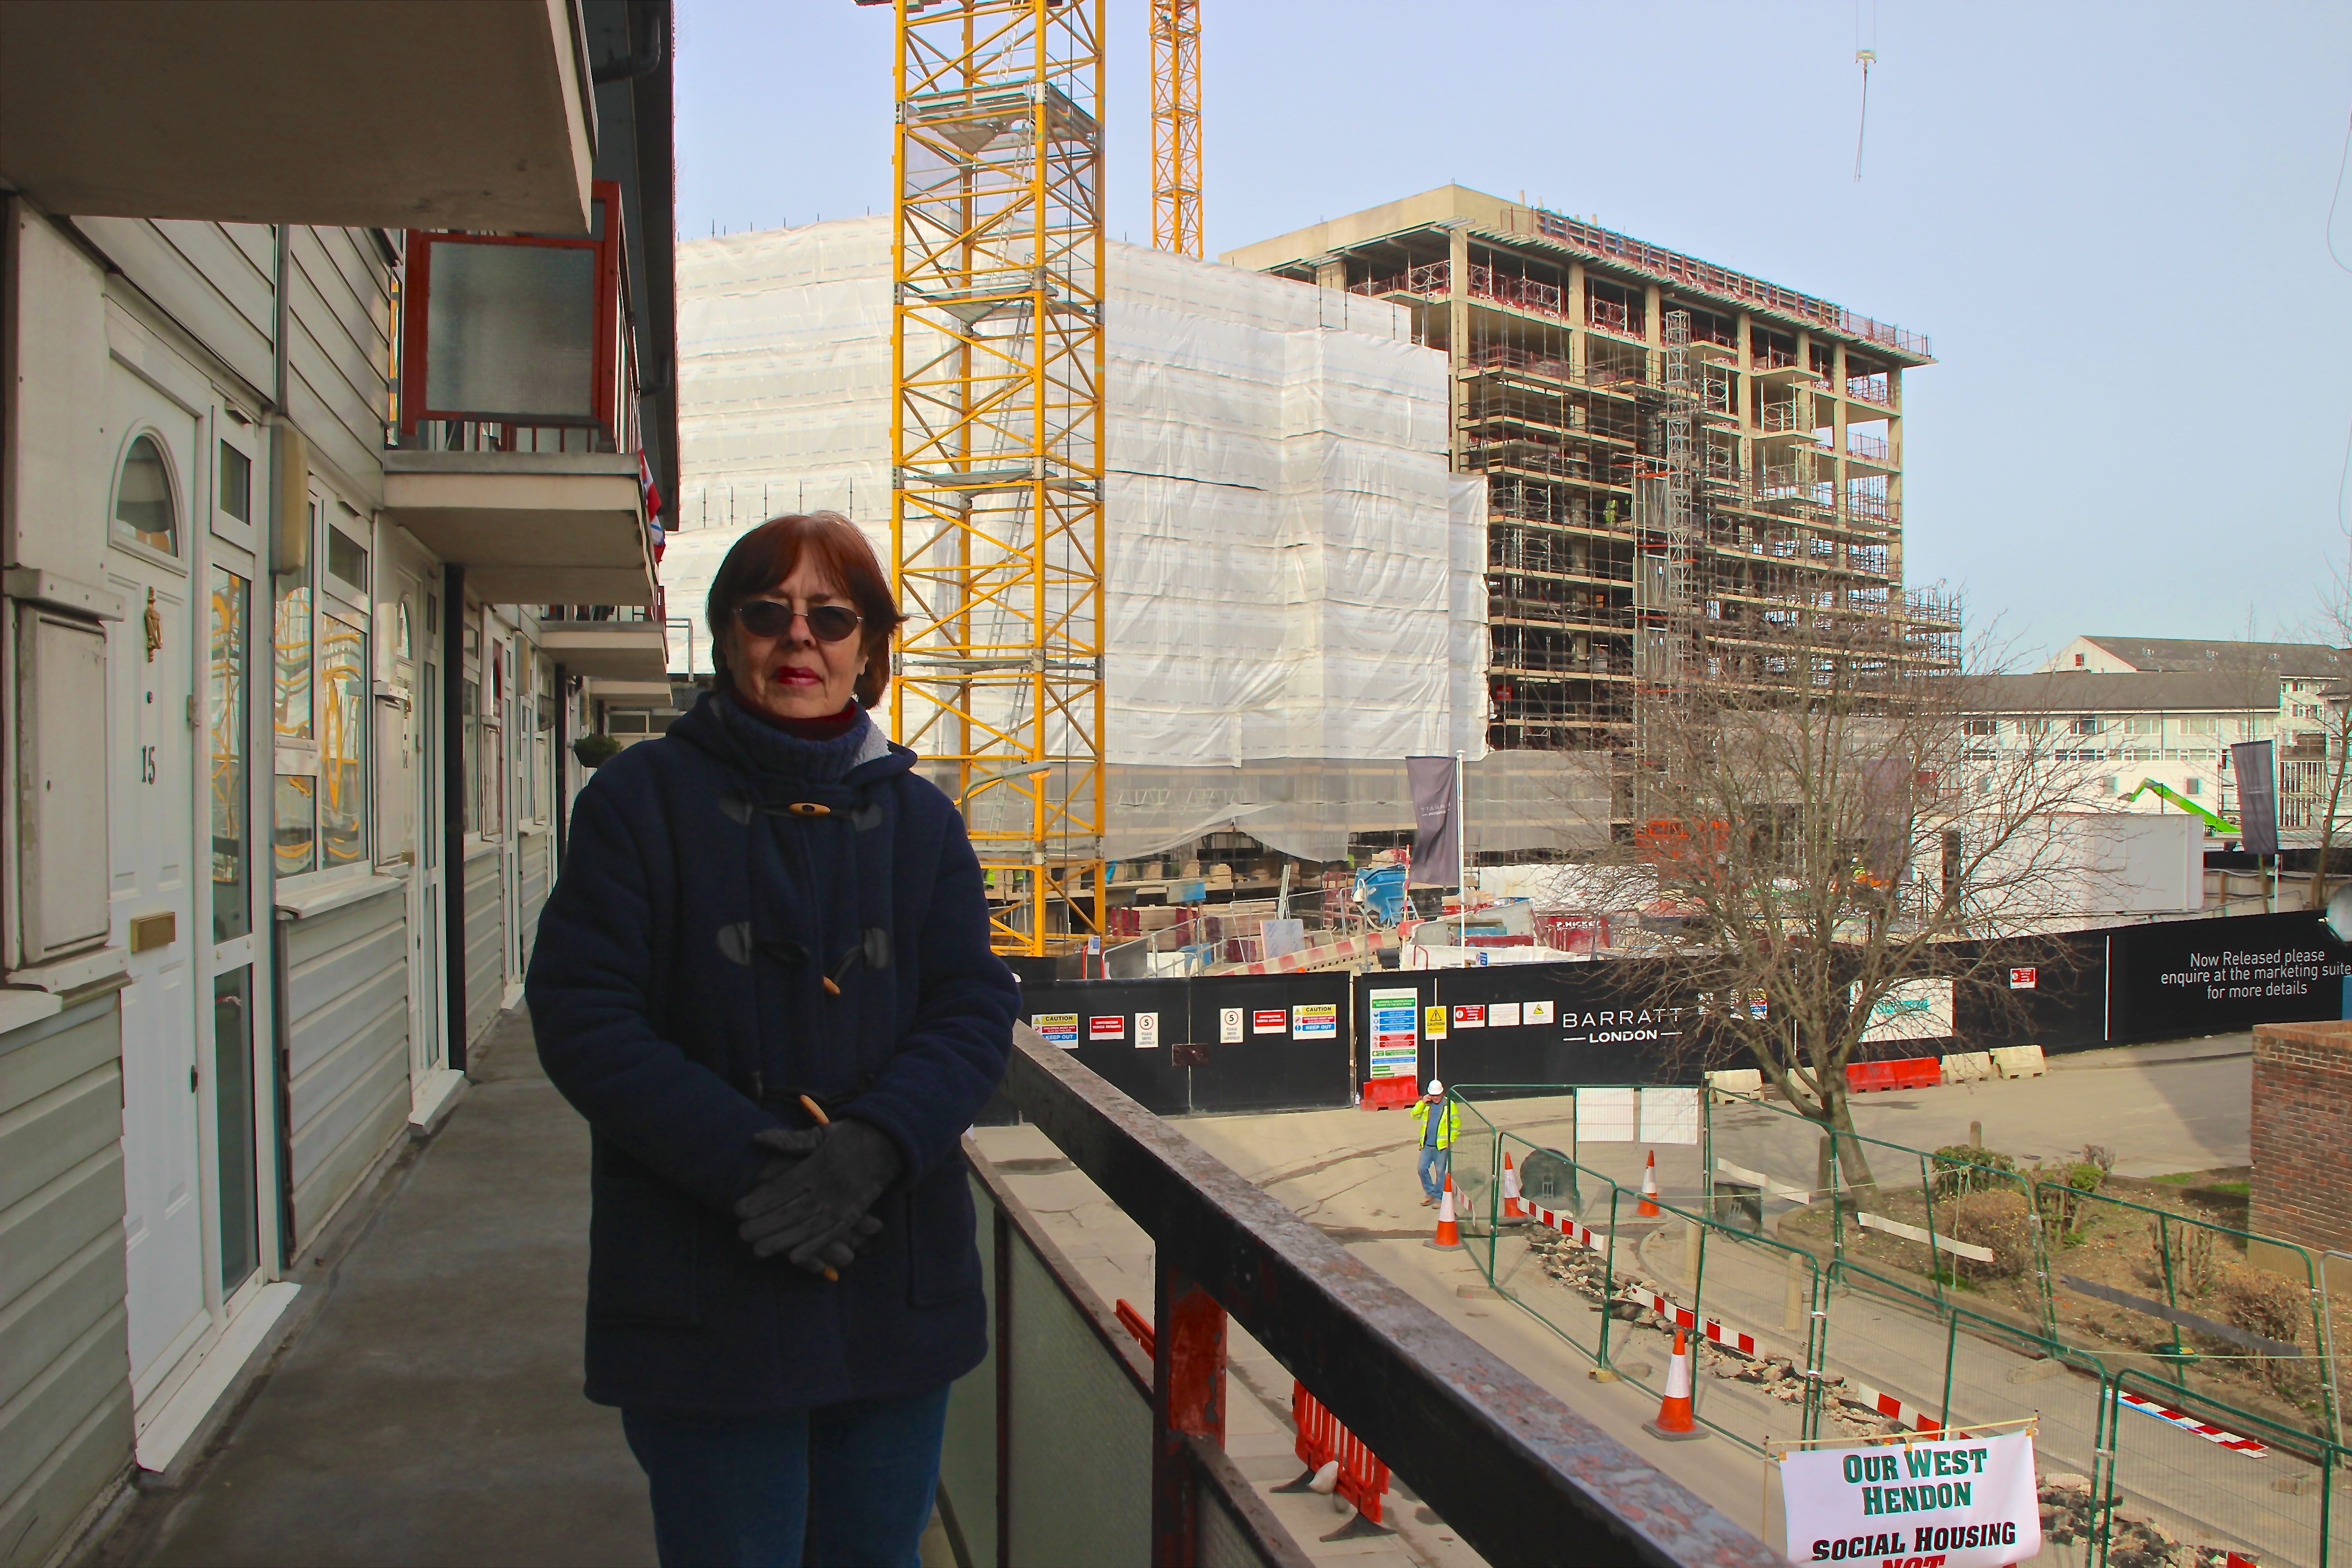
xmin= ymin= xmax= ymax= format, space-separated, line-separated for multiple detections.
xmin=2036 ymin=1474 xmax=2238 ymax=1566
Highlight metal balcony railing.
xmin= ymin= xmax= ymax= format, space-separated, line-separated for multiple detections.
xmin=959 ymin=1024 xmax=1778 ymax=1567
xmin=395 ymin=179 xmax=640 ymax=457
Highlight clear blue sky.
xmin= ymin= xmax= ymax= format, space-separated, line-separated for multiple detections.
xmin=674 ymin=1 xmax=2352 ymax=663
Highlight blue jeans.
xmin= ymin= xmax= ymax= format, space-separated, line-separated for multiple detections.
xmin=622 ymin=1383 xmax=952 ymax=1568
xmin=1417 ymin=1145 xmax=1451 ymax=1201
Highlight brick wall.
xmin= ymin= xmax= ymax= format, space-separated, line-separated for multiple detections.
xmin=2251 ymin=1020 xmax=2352 ymax=1251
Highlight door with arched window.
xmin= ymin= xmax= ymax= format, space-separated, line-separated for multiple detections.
xmin=105 ymin=370 xmax=205 ymax=1414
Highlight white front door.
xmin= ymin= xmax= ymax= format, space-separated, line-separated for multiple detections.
xmin=106 ymin=370 xmax=206 ymax=1405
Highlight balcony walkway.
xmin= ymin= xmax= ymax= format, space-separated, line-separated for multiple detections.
xmin=93 ymin=1009 xmax=659 ymax=1568
xmin=83 ymin=1012 xmax=1474 ymax=1568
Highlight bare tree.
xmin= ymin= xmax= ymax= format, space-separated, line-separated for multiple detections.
xmin=2299 ymin=575 xmax=2352 ymax=911
xmin=1616 ymin=614 xmax=2102 ymax=1191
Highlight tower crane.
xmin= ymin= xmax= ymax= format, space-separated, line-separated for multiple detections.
xmin=858 ymin=0 xmax=1202 ymax=956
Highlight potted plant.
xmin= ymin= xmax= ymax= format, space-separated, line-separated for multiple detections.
xmin=573 ymin=733 xmax=624 ymax=770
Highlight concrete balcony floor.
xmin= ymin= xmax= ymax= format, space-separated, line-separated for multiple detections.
xmin=88 ymin=1011 xmax=656 ymax=1568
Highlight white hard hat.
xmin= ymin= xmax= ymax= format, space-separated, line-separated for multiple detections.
xmin=1427 ymin=1078 xmax=1444 ymax=1096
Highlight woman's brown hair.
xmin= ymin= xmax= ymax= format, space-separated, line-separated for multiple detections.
xmin=706 ymin=512 xmax=903 ymax=709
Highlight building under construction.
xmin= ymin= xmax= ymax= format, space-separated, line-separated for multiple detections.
xmin=1226 ymin=186 xmax=1961 ymax=775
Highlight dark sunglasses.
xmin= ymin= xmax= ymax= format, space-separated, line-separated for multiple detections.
xmin=736 ymin=599 xmax=862 ymax=643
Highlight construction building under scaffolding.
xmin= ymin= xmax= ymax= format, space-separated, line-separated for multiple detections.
xmin=1226 ymin=186 xmax=1962 ymax=789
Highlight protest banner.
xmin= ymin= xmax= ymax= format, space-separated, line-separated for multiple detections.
xmin=1778 ymin=1430 xmax=2039 ymax=1567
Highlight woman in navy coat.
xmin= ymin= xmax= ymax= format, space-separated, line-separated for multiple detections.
xmin=527 ymin=511 xmax=1018 ymax=1568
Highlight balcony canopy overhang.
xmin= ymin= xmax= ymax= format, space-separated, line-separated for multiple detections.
xmin=384 ymin=451 xmax=652 ymax=606
xmin=538 ymin=622 xmax=667 ymax=681
xmin=0 ymin=0 xmax=594 ymax=233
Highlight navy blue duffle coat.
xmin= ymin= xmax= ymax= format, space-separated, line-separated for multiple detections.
xmin=526 ymin=690 xmax=1018 ymax=1416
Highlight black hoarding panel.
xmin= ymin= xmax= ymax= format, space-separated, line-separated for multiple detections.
xmin=2110 ymin=909 xmax=2351 ymax=1044
xmin=1016 ymin=974 xmax=1352 ymax=1115
xmin=1946 ymin=932 xmax=2108 ymax=1054
xmin=1390 ymin=961 xmax=1707 ymax=1096
xmin=1018 ymin=978 xmax=1192 ymax=1114
xmin=1184 ymin=972 xmax=1353 ymax=1112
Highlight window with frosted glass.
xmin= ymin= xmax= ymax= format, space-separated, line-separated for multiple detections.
xmin=210 ymin=568 xmax=250 ymax=941
xmin=274 ymin=502 xmax=316 ymax=872
xmin=319 ymin=614 xmax=367 ymax=867
xmin=218 ymin=441 xmax=251 ymax=524
xmin=114 ymin=433 xmax=177 ymax=553
xmin=461 ymin=678 xmax=479 ymax=834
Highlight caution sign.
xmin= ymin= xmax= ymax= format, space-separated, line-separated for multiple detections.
xmin=1779 ymin=1430 xmax=2038 ymax=1567
xmin=1033 ymin=1014 xmax=1080 ymax=1049
xmin=1292 ymin=1002 xmax=1338 ymax=1038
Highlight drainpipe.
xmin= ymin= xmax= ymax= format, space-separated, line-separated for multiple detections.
xmin=552 ymin=662 xmax=569 ymax=866
xmin=445 ymin=565 xmax=468 ymax=1073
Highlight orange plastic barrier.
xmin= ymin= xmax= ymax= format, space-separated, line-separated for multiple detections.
xmin=1845 ymin=1056 xmax=1941 ymax=1093
xmin=1361 ymin=1077 xmax=1420 ymax=1110
xmin=1114 ymin=1298 xmax=1155 ymax=1358
xmin=1291 ymin=1381 xmax=1392 ymax=1525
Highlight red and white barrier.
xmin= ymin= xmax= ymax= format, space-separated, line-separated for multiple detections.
xmin=1522 ymin=1203 xmax=1610 ymax=1254
xmin=1614 ymin=1281 xmax=1763 ymax=1359
xmin=1842 ymin=1379 xmax=1943 ymax=1433
xmin=2114 ymin=1389 xmax=2269 ymax=1457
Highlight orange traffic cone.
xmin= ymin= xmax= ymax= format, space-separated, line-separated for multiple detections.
xmin=1501 ymin=1153 xmax=1527 ymax=1220
xmin=1425 ymin=1173 xmax=1462 ymax=1250
xmin=1643 ymin=1326 xmax=1708 ymax=1441
xmin=1637 ymin=1151 xmax=1661 ymax=1218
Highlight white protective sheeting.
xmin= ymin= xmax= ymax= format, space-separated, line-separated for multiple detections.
xmin=675 ymin=219 xmax=1495 ymax=855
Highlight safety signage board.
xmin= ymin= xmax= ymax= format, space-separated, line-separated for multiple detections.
xmin=1292 ymin=1002 xmax=1338 ymax=1038
xmin=1136 ymin=1012 xmax=1159 ymax=1049
xmin=1034 ymin=1014 xmax=1080 ymax=1049
xmin=1367 ymin=987 xmax=1420 ymax=1079
xmin=2009 ymin=966 xmax=2038 ymax=990
xmin=1525 ymin=1000 xmax=1555 ymax=1025
xmin=1252 ymin=1008 xmax=1288 ymax=1036
xmin=1857 ymin=978 xmax=1955 ymax=1044
xmin=1452 ymin=1004 xmax=1486 ymax=1030
xmin=1424 ymin=1004 xmax=1448 ymax=1040
xmin=1220 ymin=1007 xmax=1245 ymax=1043
xmin=1777 ymin=1429 xmax=2038 ymax=1568
xmin=1088 ymin=1015 xmax=1125 ymax=1042
xmin=1489 ymin=1002 xmax=1522 ymax=1028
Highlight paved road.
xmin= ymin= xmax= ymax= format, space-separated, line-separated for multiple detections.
xmin=1135 ymin=1036 xmax=2292 ymax=1566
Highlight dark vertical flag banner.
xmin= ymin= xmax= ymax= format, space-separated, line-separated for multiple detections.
xmin=2231 ymin=739 xmax=2278 ymax=857
xmin=1406 ymin=756 xmax=1458 ymax=887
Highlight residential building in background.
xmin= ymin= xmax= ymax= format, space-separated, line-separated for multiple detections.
xmin=0 ymin=5 xmax=674 ymax=1562
xmin=1225 ymin=185 xmax=1960 ymax=786
xmin=1995 ymin=637 xmax=2352 ymax=837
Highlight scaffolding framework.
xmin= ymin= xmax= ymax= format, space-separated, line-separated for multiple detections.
xmin=1149 ymin=0 xmax=1202 ymax=256
xmin=1631 ymin=310 xmax=1699 ymax=819
xmin=1308 ymin=203 xmax=1953 ymax=781
xmin=888 ymin=0 xmax=1107 ymax=955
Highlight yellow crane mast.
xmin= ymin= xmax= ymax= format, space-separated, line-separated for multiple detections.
xmin=882 ymin=0 xmax=1108 ymax=957
xmin=1150 ymin=0 xmax=1203 ymax=256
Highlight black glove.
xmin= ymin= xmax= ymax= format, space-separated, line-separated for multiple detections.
xmin=734 ymin=1119 xmax=904 ymax=1274
xmin=736 ymin=1128 xmax=885 ymax=1274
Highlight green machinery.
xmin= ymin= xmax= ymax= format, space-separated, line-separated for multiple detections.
xmin=2122 ymin=777 xmax=2238 ymax=836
